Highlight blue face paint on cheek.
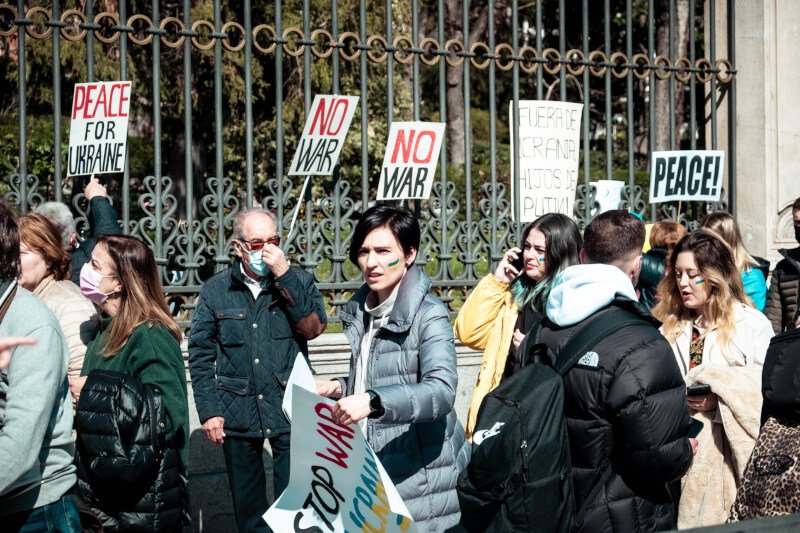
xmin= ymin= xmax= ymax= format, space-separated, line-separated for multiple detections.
xmin=695 ymin=279 xmax=705 ymax=285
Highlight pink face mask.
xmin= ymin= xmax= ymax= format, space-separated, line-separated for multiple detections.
xmin=79 ymin=263 xmax=116 ymax=305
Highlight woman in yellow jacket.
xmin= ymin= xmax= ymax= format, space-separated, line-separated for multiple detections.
xmin=455 ymin=213 xmax=582 ymax=438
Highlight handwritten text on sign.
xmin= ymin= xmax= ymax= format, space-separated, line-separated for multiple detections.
xmin=377 ymin=122 xmax=445 ymax=200
xmin=68 ymin=81 xmax=132 ymax=177
xmin=264 ymin=386 xmax=416 ymax=533
xmin=648 ymin=150 xmax=725 ymax=203
xmin=511 ymin=101 xmax=583 ymax=221
xmin=289 ymin=95 xmax=359 ymax=176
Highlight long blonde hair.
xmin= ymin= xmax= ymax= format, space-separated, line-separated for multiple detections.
xmin=97 ymin=235 xmax=181 ymax=356
xmin=653 ymin=229 xmax=749 ymax=350
xmin=701 ymin=212 xmax=758 ymax=273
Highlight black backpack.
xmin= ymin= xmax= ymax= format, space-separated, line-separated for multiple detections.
xmin=457 ymin=306 xmax=644 ymax=532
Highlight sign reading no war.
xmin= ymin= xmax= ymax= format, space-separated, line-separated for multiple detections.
xmin=68 ymin=81 xmax=132 ymax=177
xmin=289 ymin=95 xmax=359 ymax=176
xmin=264 ymin=386 xmax=417 ymax=533
xmin=649 ymin=150 xmax=725 ymax=203
xmin=377 ymin=122 xmax=445 ymax=200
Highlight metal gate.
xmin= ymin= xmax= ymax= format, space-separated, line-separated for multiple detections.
xmin=0 ymin=0 xmax=736 ymax=326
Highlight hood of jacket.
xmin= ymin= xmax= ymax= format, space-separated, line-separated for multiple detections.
xmin=341 ymin=265 xmax=431 ymax=333
xmin=545 ymin=263 xmax=638 ymax=327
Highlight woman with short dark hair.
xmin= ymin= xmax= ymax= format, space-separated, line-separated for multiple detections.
xmin=316 ymin=204 xmax=469 ymax=531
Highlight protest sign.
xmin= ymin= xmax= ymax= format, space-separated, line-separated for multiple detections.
xmin=377 ymin=122 xmax=445 ymax=200
xmin=649 ymin=150 xmax=725 ymax=203
xmin=281 ymin=353 xmax=316 ymax=421
xmin=68 ymin=81 xmax=132 ymax=177
xmin=593 ymin=180 xmax=625 ymax=215
xmin=264 ymin=386 xmax=417 ymax=533
xmin=510 ymin=100 xmax=583 ymax=221
xmin=289 ymin=95 xmax=359 ymax=176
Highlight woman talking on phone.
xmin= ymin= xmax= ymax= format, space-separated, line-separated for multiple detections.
xmin=454 ymin=213 xmax=582 ymax=439
xmin=315 ymin=205 xmax=469 ymax=532
xmin=652 ymin=229 xmax=773 ymax=528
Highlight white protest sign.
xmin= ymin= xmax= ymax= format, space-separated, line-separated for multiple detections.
xmin=282 ymin=353 xmax=316 ymax=421
xmin=264 ymin=386 xmax=417 ymax=533
xmin=289 ymin=95 xmax=359 ymax=176
xmin=649 ymin=150 xmax=725 ymax=203
xmin=377 ymin=122 xmax=445 ymax=200
xmin=592 ymin=180 xmax=625 ymax=215
xmin=68 ymin=81 xmax=132 ymax=177
xmin=511 ymin=100 xmax=583 ymax=221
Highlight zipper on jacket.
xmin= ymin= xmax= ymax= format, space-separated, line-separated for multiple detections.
xmin=145 ymin=385 xmax=160 ymax=452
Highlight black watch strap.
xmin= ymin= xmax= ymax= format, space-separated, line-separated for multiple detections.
xmin=366 ymin=389 xmax=385 ymax=418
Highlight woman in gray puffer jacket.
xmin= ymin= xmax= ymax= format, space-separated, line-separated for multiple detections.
xmin=316 ymin=205 xmax=470 ymax=533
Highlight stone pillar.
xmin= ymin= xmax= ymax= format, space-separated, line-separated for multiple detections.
xmin=734 ymin=0 xmax=800 ymax=260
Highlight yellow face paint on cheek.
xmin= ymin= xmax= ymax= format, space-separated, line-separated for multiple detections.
xmin=387 ymin=258 xmax=401 ymax=269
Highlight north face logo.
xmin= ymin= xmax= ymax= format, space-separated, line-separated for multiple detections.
xmin=578 ymin=351 xmax=599 ymax=367
xmin=473 ymin=422 xmax=505 ymax=445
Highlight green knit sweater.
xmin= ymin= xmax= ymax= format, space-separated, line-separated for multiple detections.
xmin=82 ymin=317 xmax=189 ymax=462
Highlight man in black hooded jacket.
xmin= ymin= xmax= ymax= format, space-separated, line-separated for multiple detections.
xmin=537 ymin=210 xmax=695 ymax=532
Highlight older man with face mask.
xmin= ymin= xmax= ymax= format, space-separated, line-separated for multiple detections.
xmin=188 ymin=208 xmax=327 ymax=533
xmin=765 ymin=196 xmax=800 ymax=333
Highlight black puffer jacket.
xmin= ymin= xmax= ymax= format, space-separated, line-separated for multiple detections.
xmin=75 ymin=370 xmax=188 ymax=532
xmin=764 ymin=247 xmax=800 ymax=333
xmin=761 ymin=327 xmax=800 ymax=425
xmin=538 ymin=298 xmax=693 ymax=532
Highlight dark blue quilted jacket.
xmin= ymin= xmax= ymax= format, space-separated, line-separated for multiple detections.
xmin=188 ymin=262 xmax=327 ymax=438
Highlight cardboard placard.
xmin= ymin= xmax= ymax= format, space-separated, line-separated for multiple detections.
xmin=264 ymin=386 xmax=417 ymax=533
xmin=68 ymin=81 xmax=132 ymax=177
xmin=289 ymin=95 xmax=359 ymax=176
xmin=377 ymin=122 xmax=445 ymax=200
xmin=649 ymin=150 xmax=725 ymax=203
xmin=511 ymin=100 xmax=583 ymax=221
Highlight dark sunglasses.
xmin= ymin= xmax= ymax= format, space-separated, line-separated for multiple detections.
xmin=239 ymin=237 xmax=281 ymax=251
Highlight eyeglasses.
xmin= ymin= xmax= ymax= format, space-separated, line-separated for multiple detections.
xmin=239 ymin=237 xmax=281 ymax=251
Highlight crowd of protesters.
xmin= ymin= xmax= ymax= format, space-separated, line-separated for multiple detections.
xmin=0 ymin=184 xmax=799 ymax=533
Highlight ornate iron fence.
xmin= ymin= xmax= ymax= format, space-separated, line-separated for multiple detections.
xmin=1 ymin=0 xmax=736 ymax=327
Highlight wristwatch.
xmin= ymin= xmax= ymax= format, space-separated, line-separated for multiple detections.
xmin=366 ymin=389 xmax=385 ymax=418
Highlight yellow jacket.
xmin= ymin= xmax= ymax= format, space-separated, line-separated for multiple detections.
xmin=454 ymin=274 xmax=519 ymax=439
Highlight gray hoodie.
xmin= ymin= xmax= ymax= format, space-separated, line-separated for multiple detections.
xmin=0 ymin=284 xmax=76 ymax=516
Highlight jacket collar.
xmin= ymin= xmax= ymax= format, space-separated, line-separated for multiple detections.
xmin=229 ymin=259 xmax=275 ymax=292
xmin=33 ymin=275 xmax=57 ymax=298
xmin=340 ymin=265 xmax=431 ymax=334
xmin=779 ymin=247 xmax=800 ymax=274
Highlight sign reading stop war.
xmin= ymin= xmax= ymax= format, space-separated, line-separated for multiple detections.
xmin=264 ymin=386 xmax=417 ymax=533
xmin=377 ymin=122 xmax=445 ymax=200
xmin=68 ymin=81 xmax=132 ymax=177
xmin=511 ymin=100 xmax=583 ymax=222
xmin=649 ymin=150 xmax=725 ymax=203
xmin=289 ymin=95 xmax=359 ymax=176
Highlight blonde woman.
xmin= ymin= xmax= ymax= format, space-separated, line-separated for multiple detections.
xmin=653 ymin=230 xmax=773 ymax=528
xmin=701 ymin=212 xmax=768 ymax=310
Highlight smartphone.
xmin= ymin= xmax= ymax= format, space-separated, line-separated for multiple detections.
xmin=509 ymin=253 xmax=524 ymax=272
xmin=686 ymin=383 xmax=711 ymax=396
xmin=687 ymin=418 xmax=704 ymax=438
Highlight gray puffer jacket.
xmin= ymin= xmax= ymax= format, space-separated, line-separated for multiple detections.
xmin=338 ymin=266 xmax=470 ymax=533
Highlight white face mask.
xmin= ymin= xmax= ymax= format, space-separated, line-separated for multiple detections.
xmin=79 ymin=263 xmax=116 ymax=305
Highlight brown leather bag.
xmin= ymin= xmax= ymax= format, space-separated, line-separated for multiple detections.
xmin=730 ymin=416 xmax=800 ymax=521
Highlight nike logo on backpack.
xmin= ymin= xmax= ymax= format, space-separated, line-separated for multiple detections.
xmin=473 ymin=422 xmax=505 ymax=445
